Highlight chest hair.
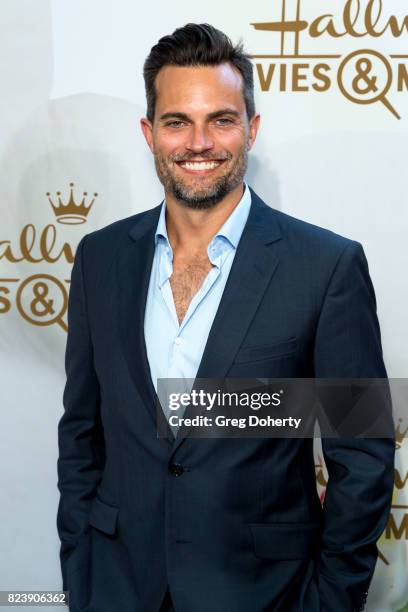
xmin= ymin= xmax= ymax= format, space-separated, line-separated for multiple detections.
xmin=170 ymin=254 xmax=214 ymax=325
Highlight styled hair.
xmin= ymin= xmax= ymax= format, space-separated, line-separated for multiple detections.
xmin=143 ymin=23 xmax=255 ymax=123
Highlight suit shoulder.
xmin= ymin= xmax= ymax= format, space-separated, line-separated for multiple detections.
xmin=82 ymin=205 xmax=161 ymax=250
xmin=264 ymin=205 xmax=360 ymax=259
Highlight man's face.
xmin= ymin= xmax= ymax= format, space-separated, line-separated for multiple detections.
xmin=141 ymin=63 xmax=260 ymax=209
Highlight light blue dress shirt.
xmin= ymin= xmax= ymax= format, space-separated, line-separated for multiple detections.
xmin=144 ymin=183 xmax=251 ymax=426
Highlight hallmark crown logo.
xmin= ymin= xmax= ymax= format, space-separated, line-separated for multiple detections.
xmin=46 ymin=182 xmax=98 ymax=225
xmin=1 ymin=181 xmax=101 ymax=332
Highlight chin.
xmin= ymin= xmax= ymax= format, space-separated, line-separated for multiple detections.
xmin=172 ymin=182 xmax=231 ymax=210
xmin=174 ymin=194 xmax=224 ymax=210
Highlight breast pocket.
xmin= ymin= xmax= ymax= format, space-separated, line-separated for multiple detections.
xmin=233 ymin=337 xmax=298 ymax=364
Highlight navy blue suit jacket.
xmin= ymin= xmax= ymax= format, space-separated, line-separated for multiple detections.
xmin=57 ymin=187 xmax=395 ymax=612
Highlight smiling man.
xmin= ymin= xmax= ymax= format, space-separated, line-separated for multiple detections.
xmin=146 ymin=78 xmax=249 ymax=208
xmin=57 ymin=23 xmax=394 ymax=612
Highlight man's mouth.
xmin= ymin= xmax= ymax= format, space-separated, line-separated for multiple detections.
xmin=175 ymin=160 xmax=226 ymax=174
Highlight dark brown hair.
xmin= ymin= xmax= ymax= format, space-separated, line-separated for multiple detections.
xmin=143 ymin=23 xmax=255 ymax=123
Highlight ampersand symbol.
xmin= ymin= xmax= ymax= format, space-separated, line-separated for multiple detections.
xmin=30 ymin=281 xmax=55 ymax=316
xmin=352 ymin=58 xmax=378 ymax=95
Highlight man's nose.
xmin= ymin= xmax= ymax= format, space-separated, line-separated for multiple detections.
xmin=186 ymin=125 xmax=214 ymax=153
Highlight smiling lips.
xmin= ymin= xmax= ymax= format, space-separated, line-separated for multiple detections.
xmin=176 ymin=160 xmax=225 ymax=174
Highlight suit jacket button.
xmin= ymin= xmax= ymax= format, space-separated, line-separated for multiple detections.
xmin=169 ymin=463 xmax=184 ymax=477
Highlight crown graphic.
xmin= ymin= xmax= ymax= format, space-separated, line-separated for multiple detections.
xmin=46 ymin=182 xmax=98 ymax=225
xmin=395 ymin=418 xmax=408 ymax=450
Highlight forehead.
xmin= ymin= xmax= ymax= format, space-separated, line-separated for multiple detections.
xmin=154 ymin=63 xmax=245 ymax=116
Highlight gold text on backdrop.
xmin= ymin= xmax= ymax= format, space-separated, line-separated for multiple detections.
xmin=0 ymin=183 xmax=97 ymax=331
xmin=251 ymin=0 xmax=408 ymax=119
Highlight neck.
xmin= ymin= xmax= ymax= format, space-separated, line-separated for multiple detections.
xmin=164 ymin=182 xmax=245 ymax=252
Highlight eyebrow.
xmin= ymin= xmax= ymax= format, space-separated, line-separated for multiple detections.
xmin=159 ymin=108 xmax=241 ymax=122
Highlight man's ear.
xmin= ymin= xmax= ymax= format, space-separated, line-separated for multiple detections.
xmin=247 ymin=113 xmax=261 ymax=152
xmin=140 ymin=118 xmax=155 ymax=153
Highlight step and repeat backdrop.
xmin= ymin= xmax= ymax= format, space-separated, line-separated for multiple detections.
xmin=0 ymin=1 xmax=407 ymax=610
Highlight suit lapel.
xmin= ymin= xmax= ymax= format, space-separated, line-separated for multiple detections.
xmin=195 ymin=190 xmax=281 ymax=379
xmin=170 ymin=189 xmax=283 ymax=453
xmin=117 ymin=205 xmax=173 ymax=439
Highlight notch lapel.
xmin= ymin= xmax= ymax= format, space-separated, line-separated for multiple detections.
xmin=117 ymin=205 xmax=172 ymax=438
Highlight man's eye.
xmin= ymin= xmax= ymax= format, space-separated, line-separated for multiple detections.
xmin=216 ymin=118 xmax=234 ymax=125
xmin=166 ymin=121 xmax=185 ymax=128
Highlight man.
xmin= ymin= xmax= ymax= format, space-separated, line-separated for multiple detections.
xmin=57 ymin=23 xmax=395 ymax=612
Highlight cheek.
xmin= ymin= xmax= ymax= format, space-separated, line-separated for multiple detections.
xmin=154 ymin=130 xmax=186 ymax=156
xmin=216 ymin=128 xmax=247 ymax=152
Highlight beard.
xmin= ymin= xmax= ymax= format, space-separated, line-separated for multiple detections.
xmin=153 ymin=143 xmax=249 ymax=210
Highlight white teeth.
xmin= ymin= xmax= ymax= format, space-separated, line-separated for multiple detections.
xmin=181 ymin=161 xmax=221 ymax=170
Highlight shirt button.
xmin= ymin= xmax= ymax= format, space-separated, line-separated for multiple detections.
xmin=174 ymin=337 xmax=182 ymax=345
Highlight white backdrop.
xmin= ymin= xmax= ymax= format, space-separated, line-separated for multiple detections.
xmin=0 ymin=1 xmax=407 ymax=610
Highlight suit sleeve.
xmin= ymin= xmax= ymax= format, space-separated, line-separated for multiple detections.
xmin=313 ymin=241 xmax=395 ymax=612
xmin=56 ymin=234 xmax=105 ymax=589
